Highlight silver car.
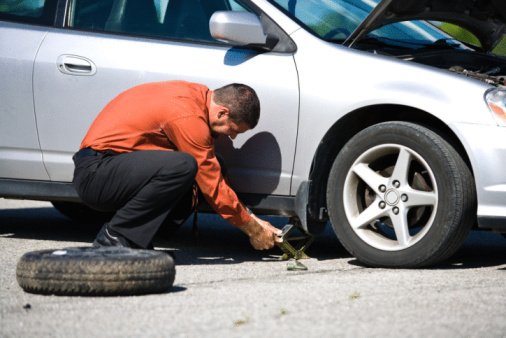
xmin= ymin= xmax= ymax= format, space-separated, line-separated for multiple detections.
xmin=1 ymin=0 xmax=505 ymax=267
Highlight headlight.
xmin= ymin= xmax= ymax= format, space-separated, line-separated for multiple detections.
xmin=485 ymin=88 xmax=506 ymax=126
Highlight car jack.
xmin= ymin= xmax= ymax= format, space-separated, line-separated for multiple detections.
xmin=276 ymin=218 xmax=314 ymax=262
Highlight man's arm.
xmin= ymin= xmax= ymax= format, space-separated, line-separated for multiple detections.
xmin=165 ymin=117 xmax=281 ymax=249
xmin=240 ymin=213 xmax=282 ymax=250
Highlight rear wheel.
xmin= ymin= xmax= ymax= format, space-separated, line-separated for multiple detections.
xmin=326 ymin=122 xmax=476 ymax=268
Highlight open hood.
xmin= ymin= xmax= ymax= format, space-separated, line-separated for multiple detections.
xmin=344 ymin=0 xmax=506 ymax=51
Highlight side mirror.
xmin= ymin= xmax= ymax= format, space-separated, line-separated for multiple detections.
xmin=210 ymin=11 xmax=273 ymax=50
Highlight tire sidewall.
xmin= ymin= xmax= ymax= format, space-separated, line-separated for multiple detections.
xmin=327 ymin=122 xmax=470 ymax=267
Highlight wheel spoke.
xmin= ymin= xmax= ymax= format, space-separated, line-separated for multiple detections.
xmin=349 ymin=201 xmax=388 ymax=230
xmin=390 ymin=208 xmax=410 ymax=247
xmin=340 ymin=137 xmax=441 ymax=253
xmin=352 ymin=163 xmax=388 ymax=194
xmin=404 ymin=189 xmax=437 ymax=208
xmin=390 ymin=147 xmax=411 ymax=185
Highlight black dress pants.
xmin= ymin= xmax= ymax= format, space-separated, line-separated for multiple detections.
xmin=73 ymin=149 xmax=198 ymax=248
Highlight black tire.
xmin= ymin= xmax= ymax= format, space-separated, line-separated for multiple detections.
xmin=326 ymin=122 xmax=476 ymax=268
xmin=16 ymin=247 xmax=175 ymax=296
xmin=52 ymin=201 xmax=113 ymax=223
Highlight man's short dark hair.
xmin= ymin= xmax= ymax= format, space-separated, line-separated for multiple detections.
xmin=213 ymin=83 xmax=260 ymax=128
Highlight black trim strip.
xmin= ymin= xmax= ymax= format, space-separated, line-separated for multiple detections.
xmin=0 ymin=179 xmax=80 ymax=202
xmin=0 ymin=179 xmax=295 ymax=215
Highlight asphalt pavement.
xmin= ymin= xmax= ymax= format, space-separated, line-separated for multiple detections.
xmin=1 ymin=198 xmax=505 ymax=338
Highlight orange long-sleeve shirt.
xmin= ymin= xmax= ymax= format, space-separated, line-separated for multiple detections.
xmin=80 ymin=80 xmax=251 ymax=227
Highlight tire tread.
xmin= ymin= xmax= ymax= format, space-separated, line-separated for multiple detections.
xmin=16 ymin=247 xmax=175 ymax=296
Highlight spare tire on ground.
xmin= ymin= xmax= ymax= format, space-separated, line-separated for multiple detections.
xmin=16 ymin=247 xmax=175 ymax=296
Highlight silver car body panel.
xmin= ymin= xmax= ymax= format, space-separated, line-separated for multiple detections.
xmin=288 ymin=27 xmax=492 ymax=169
xmin=33 ymin=28 xmax=299 ymax=195
xmin=1 ymin=0 xmax=505 ymax=228
xmin=0 ymin=22 xmax=49 ymax=180
xmin=281 ymin=26 xmax=503 ymax=221
xmin=450 ymin=122 xmax=506 ymax=219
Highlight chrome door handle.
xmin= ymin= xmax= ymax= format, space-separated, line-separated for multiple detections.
xmin=57 ymin=55 xmax=97 ymax=76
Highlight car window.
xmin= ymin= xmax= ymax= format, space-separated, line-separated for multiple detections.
xmin=0 ymin=0 xmax=57 ymax=25
xmin=270 ymin=0 xmax=367 ymax=40
xmin=270 ymin=0 xmax=470 ymax=50
xmin=68 ymin=0 xmax=251 ymax=43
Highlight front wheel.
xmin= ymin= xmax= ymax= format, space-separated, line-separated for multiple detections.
xmin=326 ymin=122 xmax=476 ymax=268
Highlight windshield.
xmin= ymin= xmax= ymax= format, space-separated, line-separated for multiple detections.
xmin=268 ymin=0 xmax=468 ymax=50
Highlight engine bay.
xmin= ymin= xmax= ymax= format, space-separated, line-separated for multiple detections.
xmin=399 ymin=49 xmax=506 ymax=87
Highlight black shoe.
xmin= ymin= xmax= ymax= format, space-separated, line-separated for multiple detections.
xmin=93 ymin=224 xmax=133 ymax=248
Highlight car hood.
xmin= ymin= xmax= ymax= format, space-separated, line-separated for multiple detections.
xmin=344 ymin=0 xmax=506 ymax=51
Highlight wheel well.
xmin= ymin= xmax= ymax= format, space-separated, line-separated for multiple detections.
xmin=306 ymin=104 xmax=472 ymax=223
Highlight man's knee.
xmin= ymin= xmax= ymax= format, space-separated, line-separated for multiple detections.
xmin=159 ymin=152 xmax=197 ymax=181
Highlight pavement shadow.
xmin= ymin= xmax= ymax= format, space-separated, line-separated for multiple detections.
xmin=154 ymin=214 xmax=350 ymax=265
xmin=431 ymin=231 xmax=506 ymax=270
xmin=346 ymin=230 xmax=506 ymax=270
xmin=0 ymin=206 xmax=349 ymax=265
xmin=0 ymin=207 xmax=101 ymax=242
xmin=2 ymin=206 xmax=504 ymax=268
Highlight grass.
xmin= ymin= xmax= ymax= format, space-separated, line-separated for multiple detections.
xmin=438 ymin=22 xmax=506 ymax=56
xmin=233 ymin=317 xmax=250 ymax=327
xmin=279 ymin=308 xmax=289 ymax=316
xmin=349 ymin=291 xmax=361 ymax=300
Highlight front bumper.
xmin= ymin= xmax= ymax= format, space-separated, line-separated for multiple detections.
xmin=452 ymin=122 xmax=506 ymax=232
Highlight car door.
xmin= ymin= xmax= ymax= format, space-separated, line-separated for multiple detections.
xmin=33 ymin=0 xmax=299 ymax=196
xmin=0 ymin=1 xmax=57 ymax=180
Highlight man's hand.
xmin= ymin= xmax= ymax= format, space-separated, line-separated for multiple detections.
xmin=240 ymin=214 xmax=282 ymax=250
